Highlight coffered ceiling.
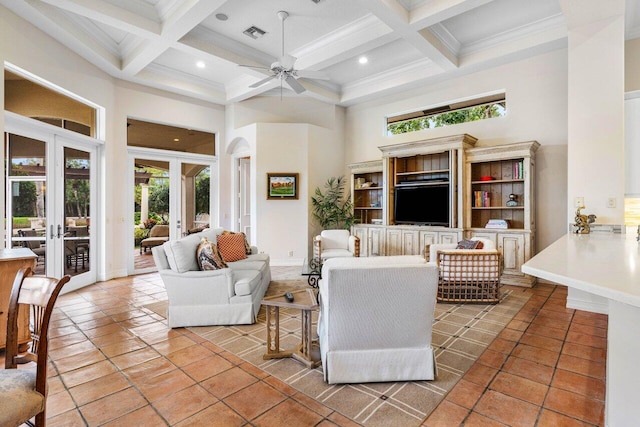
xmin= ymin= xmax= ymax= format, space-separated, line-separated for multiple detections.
xmin=3 ymin=0 xmax=640 ymax=106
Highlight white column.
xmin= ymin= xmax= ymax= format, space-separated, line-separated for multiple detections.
xmin=562 ymin=0 xmax=626 ymax=225
xmin=140 ymin=183 xmax=149 ymax=224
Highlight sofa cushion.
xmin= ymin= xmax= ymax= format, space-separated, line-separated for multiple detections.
xmin=232 ymin=270 xmax=262 ymax=297
xmin=196 ymin=237 xmax=228 ymax=271
xmin=320 ymin=230 xmax=350 ymax=249
xmin=162 ymin=233 xmax=203 ymax=272
xmin=222 ymin=230 xmax=252 ymax=255
xmin=217 ymin=233 xmax=248 ymax=262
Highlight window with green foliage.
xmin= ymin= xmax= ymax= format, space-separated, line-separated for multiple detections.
xmin=386 ymin=93 xmax=506 ymax=136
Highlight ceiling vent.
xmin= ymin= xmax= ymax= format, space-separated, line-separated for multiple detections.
xmin=243 ymin=26 xmax=266 ymax=39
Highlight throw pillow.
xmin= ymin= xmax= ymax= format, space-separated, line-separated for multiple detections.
xmin=222 ymin=230 xmax=252 ymax=255
xmin=217 ymin=233 xmax=249 ymax=262
xmin=456 ymin=239 xmax=481 ymax=250
xmin=196 ymin=237 xmax=228 ymax=270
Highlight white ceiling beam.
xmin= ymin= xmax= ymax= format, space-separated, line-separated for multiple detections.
xmin=2 ymin=0 xmax=122 ymax=74
xmin=293 ymin=14 xmax=399 ymax=71
xmin=409 ymin=0 xmax=495 ymax=29
xmin=355 ymin=0 xmax=458 ymax=70
xmin=38 ymin=0 xmax=161 ymax=39
xmin=132 ymin=68 xmax=227 ymax=104
xmin=177 ymin=30 xmax=274 ymax=70
xmin=122 ymin=0 xmax=226 ymax=76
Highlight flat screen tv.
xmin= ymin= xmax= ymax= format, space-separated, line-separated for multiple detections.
xmin=394 ymin=184 xmax=450 ymax=226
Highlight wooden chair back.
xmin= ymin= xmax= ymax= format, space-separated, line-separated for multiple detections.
xmin=4 ymin=268 xmax=70 ymax=425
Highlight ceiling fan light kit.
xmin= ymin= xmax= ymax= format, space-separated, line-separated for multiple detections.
xmin=241 ymin=10 xmax=329 ymax=96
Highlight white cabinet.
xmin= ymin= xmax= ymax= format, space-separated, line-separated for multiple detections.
xmin=368 ymin=226 xmax=386 ymax=256
xmin=386 ymin=228 xmax=419 ymax=255
xmin=351 ymin=225 xmax=386 ymax=257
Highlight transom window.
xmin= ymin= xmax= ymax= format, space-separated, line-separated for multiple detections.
xmin=386 ymin=93 xmax=506 ymax=136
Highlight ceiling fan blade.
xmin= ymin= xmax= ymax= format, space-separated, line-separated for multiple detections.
xmin=250 ymin=75 xmax=277 ymax=88
xmin=279 ymin=54 xmax=296 ymax=70
xmin=295 ymin=70 xmax=330 ymax=80
xmin=284 ymin=75 xmax=306 ymax=94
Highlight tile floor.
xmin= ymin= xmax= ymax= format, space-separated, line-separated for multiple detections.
xmin=4 ymin=267 xmax=607 ymax=426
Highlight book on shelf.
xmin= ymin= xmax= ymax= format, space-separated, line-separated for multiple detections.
xmin=485 ymin=219 xmax=510 ymax=229
xmin=512 ymin=160 xmax=524 ymax=179
xmin=473 ymin=191 xmax=491 ymax=207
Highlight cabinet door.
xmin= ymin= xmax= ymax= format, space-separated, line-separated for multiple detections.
xmin=386 ymin=228 xmax=403 ymax=256
xmin=352 ymin=226 xmax=368 ymax=256
xmin=497 ymin=233 xmax=525 ymax=276
xmin=438 ymin=232 xmax=459 ymax=244
xmin=402 ymin=230 xmax=420 ymax=255
xmin=419 ymin=231 xmax=438 ymax=258
xmin=368 ymin=227 xmax=386 ymax=256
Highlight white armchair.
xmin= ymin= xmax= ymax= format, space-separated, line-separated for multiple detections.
xmin=313 ymin=229 xmax=360 ymax=260
xmin=317 ymin=256 xmax=438 ymax=384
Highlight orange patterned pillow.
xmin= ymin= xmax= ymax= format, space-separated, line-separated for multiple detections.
xmin=222 ymin=230 xmax=252 ymax=255
xmin=217 ymin=233 xmax=248 ymax=262
xmin=196 ymin=237 xmax=228 ymax=270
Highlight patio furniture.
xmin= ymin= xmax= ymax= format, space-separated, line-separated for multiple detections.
xmin=140 ymin=224 xmax=170 ymax=254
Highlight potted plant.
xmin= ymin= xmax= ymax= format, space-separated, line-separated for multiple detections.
xmin=311 ymin=176 xmax=355 ymax=229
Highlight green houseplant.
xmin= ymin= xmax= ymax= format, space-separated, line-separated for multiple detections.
xmin=311 ymin=176 xmax=355 ymax=229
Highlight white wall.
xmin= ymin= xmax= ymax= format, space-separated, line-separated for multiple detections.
xmin=344 ymin=49 xmax=569 ymax=251
xmin=565 ymin=2 xmax=625 ymax=225
xmin=226 ymin=97 xmax=345 ymax=263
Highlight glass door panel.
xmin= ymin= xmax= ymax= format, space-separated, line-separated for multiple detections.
xmin=182 ymin=163 xmax=210 ymax=234
xmin=63 ymin=147 xmax=91 ymax=276
xmin=5 ymin=133 xmax=47 ymax=275
xmin=133 ymin=158 xmax=170 ymax=271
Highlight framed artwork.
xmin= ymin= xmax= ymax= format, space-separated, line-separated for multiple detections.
xmin=267 ymin=173 xmax=299 ymax=199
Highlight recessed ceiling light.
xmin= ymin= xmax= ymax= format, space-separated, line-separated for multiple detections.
xmin=359 ymin=56 xmax=368 ymax=64
xmin=173 ymin=138 xmax=180 ymax=142
xmin=216 ymin=13 xmax=228 ymax=21
xmin=196 ymin=61 xmax=205 ymax=69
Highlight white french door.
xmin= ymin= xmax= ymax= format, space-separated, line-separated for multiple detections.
xmin=5 ymin=113 xmax=99 ymax=289
xmin=128 ymin=148 xmax=217 ymax=274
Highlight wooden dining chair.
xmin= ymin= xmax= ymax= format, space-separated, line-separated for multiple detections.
xmin=0 ymin=267 xmax=70 ymax=427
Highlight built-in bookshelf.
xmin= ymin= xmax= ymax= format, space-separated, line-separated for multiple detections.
xmin=393 ymin=151 xmax=450 ymax=187
xmin=469 ymin=158 xmax=526 ymax=229
xmin=348 ymin=161 xmax=383 ymax=225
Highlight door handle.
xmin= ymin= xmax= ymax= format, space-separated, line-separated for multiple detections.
xmin=57 ymin=224 xmax=62 ymax=239
xmin=50 ymin=225 xmax=56 ymax=239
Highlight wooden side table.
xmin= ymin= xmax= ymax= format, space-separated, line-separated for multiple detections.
xmin=261 ymin=289 xmax=321 ymax=368
xmin=0 ymin=248 xmax=37 ymax=351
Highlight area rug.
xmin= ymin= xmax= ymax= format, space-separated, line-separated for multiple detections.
xmin=144 ymin=280 xmax=530 ymax=426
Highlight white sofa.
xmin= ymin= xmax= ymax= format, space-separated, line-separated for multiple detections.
xmin=317 ymin=255 xmax=438 ymax=384
xmin=152 ymin=228 xmax=271 ymax=328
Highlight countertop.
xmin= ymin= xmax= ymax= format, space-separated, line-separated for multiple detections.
xmin=521 ymin=232 xmax=640 ymax=307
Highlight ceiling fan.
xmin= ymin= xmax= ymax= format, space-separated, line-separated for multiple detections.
xmin=241 ymin=10 xmax=329 ymax=95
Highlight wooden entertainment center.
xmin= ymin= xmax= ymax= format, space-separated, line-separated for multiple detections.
xmin=349 ymin=134 xmax=539 ymax=287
